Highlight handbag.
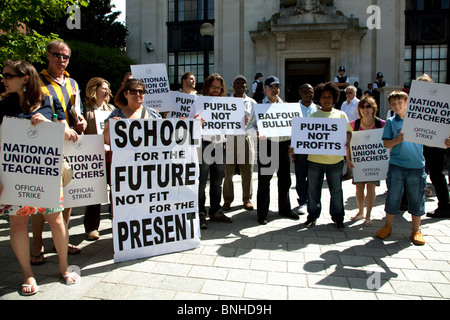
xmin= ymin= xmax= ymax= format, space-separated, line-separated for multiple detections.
xmin=48 ymin=96 xmax=73 ymax=187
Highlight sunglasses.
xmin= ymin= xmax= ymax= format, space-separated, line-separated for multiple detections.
xmin=50 ymin=52 xmax=71 ymax=61
xmin=360 ymin=104 xmax=373 ymax=109
xmin=128 ymin=89 xmax=145 ymax=95
xmin=1 ymin=73 xmax=25 ymax=80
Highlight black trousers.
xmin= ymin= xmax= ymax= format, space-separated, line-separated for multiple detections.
xmin=424 ymin=146 xmax=450 ymax=211
xmin=257 ymin=139 xmax=292 ymax=220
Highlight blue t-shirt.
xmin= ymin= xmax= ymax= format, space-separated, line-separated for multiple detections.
xmin=382 ymin=115 xmax=425 ymax=169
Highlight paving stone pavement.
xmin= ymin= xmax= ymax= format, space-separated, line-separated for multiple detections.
xmin=1 ymin=172 xmax=449 ymax=301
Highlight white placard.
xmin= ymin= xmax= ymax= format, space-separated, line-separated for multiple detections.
xmin=131 ymin=64 xmax=173 ymax=112
xmin=255 ymin=103 xmax=303 ymax=138
xmin=292 ymin=117 xmax=348 ymax=156
xmin=0 ymin=118 xmax=65 ymax=208
xmin=403 ymin=80 xmax=450 ymax=149
xmin=63 ymin=135 xmax=108 ymax=208
xmin=109 ymin=119 xmax=202 ymax=263
xmin=350 ymin=129 xmax=390 ymax=183
xmin=94 ymin=110 xmax=113 ymax=134
xmin=168 ymin=91 xmax=197 ymax=118
xmin=194 ymin=96 xmax=246 ymax=135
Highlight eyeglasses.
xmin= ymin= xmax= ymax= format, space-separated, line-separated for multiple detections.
xmin=1 ymin=73 xmax=24 ymax=80
xmin=210 ymin=85 xmax=223 ymax=91
xmin=360 ymin=104 xmax=373 ymax=109
xmin=50 ymin=52 xmax=70 ymax=61
xmin=128 ymin=89 xmax=145 ymax=95
xmin=269 ymin=85 xmax=281 ymax=90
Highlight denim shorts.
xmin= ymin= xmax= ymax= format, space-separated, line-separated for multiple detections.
xmin=385 ymin=164 xmax=427 ymax=216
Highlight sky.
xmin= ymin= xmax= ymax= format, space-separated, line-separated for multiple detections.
xmin=111 ymin=0 xmax=126 ymax=23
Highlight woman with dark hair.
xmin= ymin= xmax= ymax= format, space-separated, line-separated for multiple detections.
xmin=303 ymin=82 xmax=353 ymax=230
xmin=0 ymin=60 xmax=80 ymax=296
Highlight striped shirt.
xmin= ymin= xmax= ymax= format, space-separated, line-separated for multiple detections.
xmin=40 ymin=69 xmax=79 ymax=128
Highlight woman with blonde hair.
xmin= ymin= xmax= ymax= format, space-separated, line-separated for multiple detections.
xmin=82 ymin=77 xmax=115 ymax=240
xmin=0 ymin=60 xmax=80 ymax=296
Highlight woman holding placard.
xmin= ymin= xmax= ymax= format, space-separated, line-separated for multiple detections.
xmin=0 ymin=60 xmax=80 ymax=296
xmin=82 ymin=77 xmax=115 ymax=240
xmin=347 ymin=95 xmax=386 ymax=226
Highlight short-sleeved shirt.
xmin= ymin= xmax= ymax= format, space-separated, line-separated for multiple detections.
xmin=308 ymin=109 xmax=353 ymax=165
xmin=382 ymin=114 xmax=425 ymax=169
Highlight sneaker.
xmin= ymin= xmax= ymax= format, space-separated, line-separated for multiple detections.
xmin=294 ymin=204 xmax=307 ymax=215
xmin=304 ymin=218 xmax=316 ymax=228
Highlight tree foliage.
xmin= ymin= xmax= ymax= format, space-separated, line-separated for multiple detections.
xmin=0 ymin=0 xmax=89 ymax=66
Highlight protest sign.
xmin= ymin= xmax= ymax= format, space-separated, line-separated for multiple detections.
xmin=0 ymin=118 xmax=64 ymax=208
xmin=193 ymin=96 xmax=246 ymax=135
xmin=63 ymin=135 xmax=108 ymax=208
xmin=350 ymin=129 xmax=389 ymax=183
xmin=292 ymin=117 xmax=348 ymax=156
xmin=168 ymin=91 xmax=197 ymax=118
xmin=403 ymin=80 xmax=450 ymax=149
xmin=109 ymin=118 xmax=201 ymax=263
xmin=131 ymin=64 xmax=173 ymax=112
xmin=94 ymin=110 xmax=113 ymax=134
xmin=255 ymin=103 xmax=302 ymax=138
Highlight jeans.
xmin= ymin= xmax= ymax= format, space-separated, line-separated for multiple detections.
xmin=385 ymin=164 xmax=426 ymax=216
xmin=199 ymin=141 xmax=225 ymax=215
xmin=424 ymin=146 xmax=450 ymax=211
xmin=307 ymin=160 xmax=345 ymax=222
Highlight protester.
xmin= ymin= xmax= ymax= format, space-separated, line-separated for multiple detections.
xmin=413 ymin=74 xmax=450 ymax=219
xmin=256 ymin=76 xmax=297 ymax=225
xmin=104 ymin=78 xmax=161 ymax=145
xmin=304 ymin=82 xmax=352 ymax=230
xmin=0 ymin=60 xmax=80 ymax=295
xmin=82 ymin=77 xmax=115 ymax=240
xmin=292 ymin=84 xmax=318 ymax=215
xmin=32 ymin=40 xmax=86 ymax=263
xmin=197 ymin=73 xmax=232 ymax=229
xmin=376 ymin=91 xmax=427 ymax=245
xmin=348 ymin=95 xmax=386 ymax=226
xmin=180 ymin=72 xmax=197 ymax=95
xmin=223 ymin=75 xmax=257 ymax=212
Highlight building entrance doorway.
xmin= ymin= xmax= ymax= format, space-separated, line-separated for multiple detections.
xmin=285 ymin=59 xmax=330 ymax=102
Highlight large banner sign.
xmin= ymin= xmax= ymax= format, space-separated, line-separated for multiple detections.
xmin=350 ymin=129 xmax=390 ymax=183
xmin=169 ymin=91 xmax=197 ymax=118
xmin=292 ymin=117 xmax=348 ymax=156
xmin=131 ymin=64 xmax=173 ymax=112
xmin=63 ymin=135 xmax=108 ymax=208
xmin=255 ymin=103 xmax=303 ymax=138
xmin=109 ymin=118 xmax=202 ymax=263
xmin=194 ymin=96 xmax=246 ymax=135
xmin=403 ymin=80 xmax=450 ymax=149
xmin=0 ymin=118 xmax=64 ymax=208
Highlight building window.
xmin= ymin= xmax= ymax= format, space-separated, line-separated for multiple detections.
xmin=168 ymin=0 xmax=214 ymax=22
xmin=167 ymin=0 xmax=215 ymax=88
xmin=168 ymin=51 xmax=214 ymax=84
xmin=405 ymin=44 xmax=448 ymax=84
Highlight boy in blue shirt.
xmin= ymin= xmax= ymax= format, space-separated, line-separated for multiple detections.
xmin=377 ymin=91 xmax=427 ymax=245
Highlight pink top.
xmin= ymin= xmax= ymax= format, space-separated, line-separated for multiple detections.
xmin=350 ymin=118 xmax=386 ymax=131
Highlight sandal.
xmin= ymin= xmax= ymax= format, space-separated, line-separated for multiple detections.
xmin=63 ymin=271 xmax=81 ymax=286
xmin=21 ymin=278 xmax=39 ymax=296
xmin=364 ymin=219 xmax=373 ymax=227
xmin=351 ymin=214 xmax=364 ymax=222
xmin=30 ymin=252 xmax=45 ymax=266
xmin=411 ymin=231 xmax=425 ymax=246
xmin=376 ymin=226 xmax=392 ymax=239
